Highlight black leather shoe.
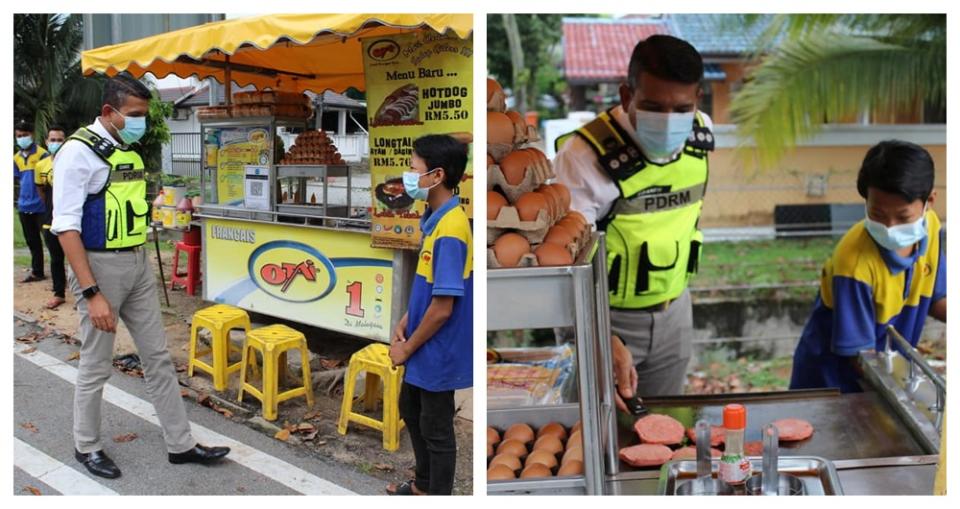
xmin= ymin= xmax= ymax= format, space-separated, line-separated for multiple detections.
xmin=168 ymin=444 xmax=231 ymax=464
xmin=75 ymin=449 xmax=121 ymax=479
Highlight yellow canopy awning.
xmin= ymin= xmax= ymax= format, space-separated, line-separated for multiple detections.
xmin=81 ymin=13 xmax=473 ymax=94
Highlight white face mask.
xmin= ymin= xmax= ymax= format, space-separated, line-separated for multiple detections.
xmin=632 ymin=110 xmax=696 ymax=161
xmin=864 ymin=205 xmax=928 ymax=251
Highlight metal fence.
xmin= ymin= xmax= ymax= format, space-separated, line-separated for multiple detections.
xmin=164 ymin=132 xmax=202 ymax=177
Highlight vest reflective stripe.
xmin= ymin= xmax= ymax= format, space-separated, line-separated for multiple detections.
xmin=559 ymin=109 xmax=711 ymax=309
xmin=69 ymin=127 xmax=149 ymax=249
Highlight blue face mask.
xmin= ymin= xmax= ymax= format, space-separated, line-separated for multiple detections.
xmin=402 ymin=169 xmax=439 ymax=201
xmin=47 ymin=142 xmax=62 ymax=154
xmin=108 ymin=107 xmax=147 ymax=145
xmin=16 ymin=136 xmax=33 ymax=150
xmin=864 ymin=206 xmax=928 ymax=251
xmin=632 ymin=110 xmax=696 ymax=162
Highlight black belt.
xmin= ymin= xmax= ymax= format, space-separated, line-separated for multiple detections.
xmin=87 ymin=245 xmax=143 ymax=253
xmin=636 ymin=298 xmax=674 ymax=313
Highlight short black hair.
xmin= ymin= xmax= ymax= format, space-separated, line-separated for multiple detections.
xmin=15 ymin=119 xmax=33 ymax=133
xmin=412 ymin=134 xmax=468 ymax=190
xmin=103 ymin=73 xmax=153 ymax=109
xmin=627 ymin=34 xmax=704 ymax=90
xmin=857 ymin=140 xmax=935 ymax=203
xmin=47 ymin=125 xmax=66 ymax=136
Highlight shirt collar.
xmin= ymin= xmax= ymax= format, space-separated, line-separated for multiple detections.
xmin=18 ymin=143 xmax=37 ymax=158
xmin=420 ymin=195 xmax=460 ymax=236
xmin=875 ymin=223 xmax=929 ymax=275
xmin=93 ymin=118 xmax=121 ymax=146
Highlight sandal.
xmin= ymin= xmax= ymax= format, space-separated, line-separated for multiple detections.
xmin=21 ymin=273 xmax=46 ymax=283
xmin=386 ymin=480 xmax=423 ymax=496
xmin=45 ymin=296 xmax=66 ymax=309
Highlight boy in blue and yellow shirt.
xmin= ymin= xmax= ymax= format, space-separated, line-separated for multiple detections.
xmin=387 ymin=134 xmax=472 ymax=495
xmin=13 ymin=119 xmax=50 ymax=283
xmin=791 ymin=140 xmax=946 ymax=393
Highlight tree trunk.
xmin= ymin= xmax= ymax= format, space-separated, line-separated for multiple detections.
xmin=502 ymin=14 xmax=526 ymax=115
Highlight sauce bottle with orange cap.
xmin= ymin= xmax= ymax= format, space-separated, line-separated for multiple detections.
xmin=719 ymin=403 xmax=752 ymax=486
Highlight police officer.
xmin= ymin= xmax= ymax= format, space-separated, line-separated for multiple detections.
xmin=14 ymin=119 xmax=50 ymax=283
xmin=554 ymin=35 xmax=713 ymax=403
xmin=51 ymin=74 xmax=230 ymax=479
xmin=33 ymin=125 xmax=67 ymax=309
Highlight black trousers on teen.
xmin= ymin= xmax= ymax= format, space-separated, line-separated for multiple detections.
xmin=43 ymin=227 xmax=66 ymax=297
xmin=18 ymin=211 xmax=45 ymax=278
xmin=398 ymin=381 xmax=457 ymax=495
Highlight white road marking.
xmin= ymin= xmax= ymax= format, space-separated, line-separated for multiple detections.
xmin=14 ymin=438 xmax=119 ymax=495
xmin=15 ymin=343 xmax=357 ymax=495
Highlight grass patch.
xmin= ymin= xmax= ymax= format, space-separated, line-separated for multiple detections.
xmin=692 ymin=237 xmax=837 ymax=301
xmin=13 ymin=209 xmax=26 ymax=248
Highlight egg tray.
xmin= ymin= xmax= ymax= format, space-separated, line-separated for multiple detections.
xmin=488 ymin=90 xmax=507 ymax=114
xmin=486 ymin=237 xmax=581 ymax=269
xmin=487 ymin=160 xmax=555 ymax=203
xmin=488 ymin=205 xmax=590 ymax=245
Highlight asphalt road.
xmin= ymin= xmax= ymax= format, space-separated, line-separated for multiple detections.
xmin=13 ymin=317 xmax=384 ymax=496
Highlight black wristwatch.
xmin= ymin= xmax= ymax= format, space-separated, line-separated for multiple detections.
xmin=82 ymin=285 xmax=101 ymax=300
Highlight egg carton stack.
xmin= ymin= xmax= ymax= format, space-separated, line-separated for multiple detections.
xmin=486 ymin=77 xmax=591 ymax=269
xmin=279 ymin=130 xmax=346 ymax=165
xmin=487 ymin=421 xmax=585 ymax=481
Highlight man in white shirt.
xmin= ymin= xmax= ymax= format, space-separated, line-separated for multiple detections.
xmin=52 ymin=74 xmax=229 ymax=479
xmin=554 ymin=35 xmax=713 ymax=400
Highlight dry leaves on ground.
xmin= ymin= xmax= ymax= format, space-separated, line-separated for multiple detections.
xmin=301 ymin=410 xmax=321 ymax=421
xmin=20 ymin=422 xmax=39 ymax=433
xmin=274 ymin=429 xmax=291 ymax=442
xmin=374 ymin=463 xmax=393 ymax=472
xmin=21 ymin=346 xmax=37 ymax=354
xmin=113 ymin=433 xmax=138 ymax=443
xmin=23 ymin=486 xmax=41 ymax=496
xmin=65 ymin=351 xmax=80 ymax=361
xmin=15 ymin=332 xmax=40 ymax=344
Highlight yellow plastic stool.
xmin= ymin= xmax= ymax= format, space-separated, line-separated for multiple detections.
xmin=237 ymin=324 xmax=314 ymax=421
xmin=337 ymin=344 xmax=405 ymax=451
xmin=188 ymin=304 xmax=251 ymax=391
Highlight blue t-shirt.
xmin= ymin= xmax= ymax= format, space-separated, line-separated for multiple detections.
xmin=13 ymin=144 xmax=49 ymax=214
xmin=790 ymin=210 xmax=946 ymax=393
xmin=402 ymin=195 xmax=473 ymax=392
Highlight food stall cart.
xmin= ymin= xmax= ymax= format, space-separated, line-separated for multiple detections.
xmin=81 ymin=14 xmax=474 ymax=342
xmin=484 ymin=82 xmax=944 ymax=496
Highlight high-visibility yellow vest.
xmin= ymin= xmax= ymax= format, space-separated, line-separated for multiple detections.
xmin=556 ymin=109 xmax=713 ymax=309
xmin=68 ymin=127 xmax=149 ymax=249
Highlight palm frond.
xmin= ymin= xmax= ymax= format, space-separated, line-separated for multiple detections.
xmin=730 ymin=33 xmax=944 ymax=169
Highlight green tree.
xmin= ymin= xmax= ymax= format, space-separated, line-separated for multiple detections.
xmin=139 ymin=91 xmax=173 ymax=174
xmin=487 ymin=14 xmax=567 ymax=118
xmin=729 ymin=14 xmax=946 ymax=168
xmin=14 ymin=14 xmax=103 ymax=138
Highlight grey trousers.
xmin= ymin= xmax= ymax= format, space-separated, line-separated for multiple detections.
xmin=610 ymin=289 xmax=694 ymax=396
xmin=69 ymin=248 xmax=195 ymax=454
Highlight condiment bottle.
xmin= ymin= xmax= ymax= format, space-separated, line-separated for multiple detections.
xmin=719 ymin=403 xmax=752 ymax=486
xmin=152 ymin=191 xmax=165 ymax=223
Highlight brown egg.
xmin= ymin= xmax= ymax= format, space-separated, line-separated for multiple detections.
xmin=487 ymin=111 xmax=515 ymax=146
xmin=504 ymin=423 xmax=536 ymax=444
xmin=488 ymin=190 xmax=507 ymax=221
xmin=537 ymin=422 xmax=569 ymax=442
xmin=488 ymin=463 xmax=516 ymax=481
xmin=496 ymin=438 xmax=528 ymax=458
xmin=537 ymin=185 xmax=562 ymax=219
xmin=487 ymin=77 xmax=504 ymax=104
xmin=562 ymin=444 xmax=583 ymax=465
xmin=487 ymin=426 xmax=501 ymax=446
xmin=493 ymin=233 xmax=530 ymax=268
xmin=565 ymin=210 xmax=587 ymax=228
xmin=515 ymin=192 xmax=549 ymax=222
xmin=532 ymin=435 xmax=564 ymax=456
xmin=498 ymin=150 xmax=532 ymax=186
xmin=542 ymin=225 xmax=576 ymax=248
xmin=549 ymin=183 xmax=572 ymax=211
xmin=526 ymin=449 xmax=559 ymax=471
xmin=535 ymin=243 xmax=574 ymax=267
xmin=489 ymin=453 xmax=522 ymax=472
xmin=523 ymin=146 xmax=547 ymax=165
xmin=520 ymin=463 xmax=552 ymax=479
xmin=487 ymin=443 xmax=494 ymax=459
xmin=558 ymin=460 xmax=584 ymax=476
xmin=505 ymin=110 xmax=526 ymax=141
